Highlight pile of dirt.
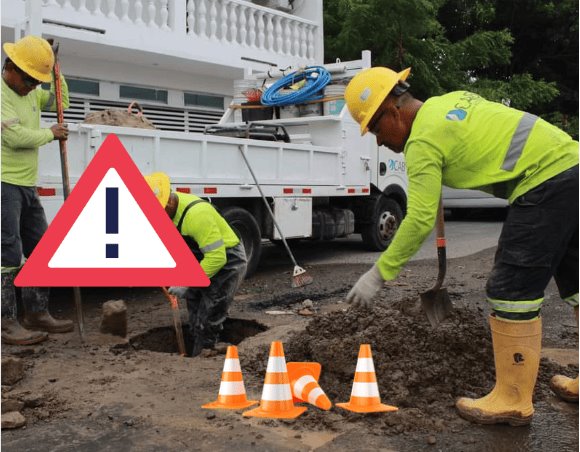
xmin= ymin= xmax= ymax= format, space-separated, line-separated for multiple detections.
xmin=245 ymin=300 xmax=574 ymax=435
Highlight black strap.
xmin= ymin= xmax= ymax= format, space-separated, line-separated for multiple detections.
xmin=176 ymin=199 xmax=207 ymax=233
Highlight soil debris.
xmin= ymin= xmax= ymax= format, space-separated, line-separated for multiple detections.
xmin=246 ymin=300 xmax=577 ymax=435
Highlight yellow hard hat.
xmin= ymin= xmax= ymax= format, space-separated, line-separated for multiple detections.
xmin=144 ymin=172 xmax=170 ymax=207
xmin=3 ymin=35 xmax=55 ymax=83
xmin=345 ymin=67 xmax=411 ymax=135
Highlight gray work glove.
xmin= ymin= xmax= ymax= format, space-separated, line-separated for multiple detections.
xmin=168 ymin=286 xmax=188 ymax=298
xmin=346 ymin=265 xmax=384 ymax=309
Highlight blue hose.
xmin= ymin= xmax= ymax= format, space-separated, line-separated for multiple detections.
xmin=261 ymin=66 xmax=331 ymax=107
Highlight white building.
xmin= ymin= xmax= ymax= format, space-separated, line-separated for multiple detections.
xmin=1 ymin=0 xmax=324 ymax=131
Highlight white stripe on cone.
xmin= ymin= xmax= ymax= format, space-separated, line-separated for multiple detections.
xmin=351 ymin=382 xmax=380 ymax=397
xmin=218 ymin=380 xmax=246 ymax=396
xmin=266 ymin=357 xmax=288 ymax=373
xmin=307 ymin=387 xmax=325 ymax=405
xmin=222 ymin=359 xmax=242 ymax=373
xmin=261 ymin=384 xmax=292 ymax=401
xmin=355 ymin=358 xmax=375 ymax=373
xmin=293 ymin=374 xmax=316 ymax=397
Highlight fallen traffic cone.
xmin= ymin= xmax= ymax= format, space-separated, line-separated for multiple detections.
xmin=243 ymin=341 xmax=307 ymax=419
xmin=336 ymin=344 xmax=398 ymax=413
xmin=287 ymin=362 xmax=332 ymax=410
xmin=202 ymin=345 xmax=258 ymax=410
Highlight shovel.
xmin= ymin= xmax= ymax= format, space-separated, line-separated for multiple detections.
xmin=161 ymin=287 xmax=187 ymax=357
xmin=51 ymin=40 xmax=85 ymax=342
xmin=420 ymin=197 xmax=453 ymax=327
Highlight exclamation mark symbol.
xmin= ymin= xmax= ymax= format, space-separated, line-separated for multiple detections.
xmin=106 ymin=187 xmax=119 ymax=259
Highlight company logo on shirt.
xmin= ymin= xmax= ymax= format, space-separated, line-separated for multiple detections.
xmin=446 ymin=109 xmax=467 ymax=121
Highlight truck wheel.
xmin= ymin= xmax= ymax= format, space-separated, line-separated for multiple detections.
xmin=361 ymin=196 xmax=403 ymax=251
xmin=221 ymin=207 xmax=262 ymax=278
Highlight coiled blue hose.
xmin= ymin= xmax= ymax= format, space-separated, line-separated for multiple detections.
xmin=260 ymin=66 xmax=331 ymax=107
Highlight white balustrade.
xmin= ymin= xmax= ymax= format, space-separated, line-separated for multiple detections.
xmin=307 ymin=25 xmax=314 ymax=59
xmin=228 ymin=2 xmax=238 ymax=43
xmin=209 ymin=1 xmax=217 ymax=39
xmin=274 ymin=15 xmax=282 ymax=52
xmin=283 ymin=18 xmax=291 ymax=55
xmin=219 ymin=1 xmax=228 ymax=41
xmin=77 ymin=0 xmax=88 ymax=13
xmin=120 ymin=0 xmax=129 ymax=22
xmin=265 ymin=13 xmax=273 ymax=50
xmin=292 ymin=22 xmax=299 ymax=57
xmin=257 ymin=10 xmax=265 ymax=49
xmin=106 ymin=0 xmax=116 ymax=19
xmin=238 ymin=5 xmax=247 ymax=45
xmin=186 ymin=0 xmax=195 ymax=34
xmin=160 ymin=0 xmax=169 ymax=30
xmin=37 ymin=0 xmax=320 ymax=62
xmin=134 ymin=0 xmax=144 ymax=25
xmin=300 ymin=24 xmax=306 ymax=58
xmin=198 ymin=0 xmax=207 ymax=38
xmin=146 ymin=0 xmax=156 ymax=27
xmin=92 ymin=0 xmax=103 ymax=16
xmin=247 ymin=8 xmax=256 ymax=47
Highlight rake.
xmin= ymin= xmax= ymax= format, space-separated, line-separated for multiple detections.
xmin=237 ymin=145 xmax=313 ymax=288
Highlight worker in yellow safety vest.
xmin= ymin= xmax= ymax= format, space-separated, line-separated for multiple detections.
xmin=1 ymin=35 xmax=73 ymax=345
xmin=343 ymin=67 xmax=579 ymax=425
xmin=145 ymin=172 xmax=247 ymax=357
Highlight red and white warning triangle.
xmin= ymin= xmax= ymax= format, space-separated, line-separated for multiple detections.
xmin=15 ymin=134 xmax=209 ymax=287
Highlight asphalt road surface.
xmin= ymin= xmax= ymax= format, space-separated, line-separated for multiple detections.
xmin=260 ymin=213 xmax=505 ymax=269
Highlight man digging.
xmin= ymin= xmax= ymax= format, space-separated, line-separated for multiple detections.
xmin=343 ymin=66 xmax=578 ymax=425
xmin=145 ymin=172 xmax=247 ymax=357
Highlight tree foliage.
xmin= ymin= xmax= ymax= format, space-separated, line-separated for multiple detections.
xmin=324 ymin=0 xmax=578 ymax=137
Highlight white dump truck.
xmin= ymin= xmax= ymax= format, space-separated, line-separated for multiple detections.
xmin=37 ymin=53 xmax=408 ymax=276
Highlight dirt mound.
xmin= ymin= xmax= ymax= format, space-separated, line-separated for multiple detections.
xmin=246 ymin=301 xmax=575 ymax=435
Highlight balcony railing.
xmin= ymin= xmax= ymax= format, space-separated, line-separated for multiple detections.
xmin=37 ymin=0 xmax=320 ymax=64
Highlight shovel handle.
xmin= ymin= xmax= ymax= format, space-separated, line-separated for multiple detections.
xmin=434 ymin=197 xmax=447 ymax=290
xmin=161 ymin=287 xmax=187 ymax=357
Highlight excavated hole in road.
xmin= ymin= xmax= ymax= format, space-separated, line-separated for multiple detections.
xmin=128 ymin=318 xmax=267 ymax=356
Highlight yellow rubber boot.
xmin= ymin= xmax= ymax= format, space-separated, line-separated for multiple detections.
xmin=456 ymin=315 xmax=542 ymax=426
xmin=550 ymin=306 xmax=578 ymax=403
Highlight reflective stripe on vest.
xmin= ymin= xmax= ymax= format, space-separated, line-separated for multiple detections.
xmin=501 ymin=112 xmax=538 ymax=171
xmin=487 ymin=297 xmax=543 ymax=313
xmin=200 ymin=239 xmax=224 ymax=253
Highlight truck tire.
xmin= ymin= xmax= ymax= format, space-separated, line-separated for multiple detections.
xmin=221 ymin=207 xmax=262 ymax=278
xmin=361 ymin=196 xmax=403 ymax=251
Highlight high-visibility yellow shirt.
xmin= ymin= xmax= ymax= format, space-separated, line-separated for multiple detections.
xmin=377 ymin=91 xmax=579 ymax=281
xmin=173 ymin=192 xmax=240 ymax=279
xmin=1 ymin=75 xmax=69 ymax=187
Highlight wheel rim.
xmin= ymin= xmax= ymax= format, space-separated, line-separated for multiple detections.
xmin=378 ymin=210 xmax=397 ymax=243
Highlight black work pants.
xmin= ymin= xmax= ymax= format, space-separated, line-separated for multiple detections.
xmin=185 ymin=242 xmax=247 ymax=354
xmin=486 ymin=166 xmax=579 ymax=320
xmin=1 ymin=183 xmax=50 ymax=318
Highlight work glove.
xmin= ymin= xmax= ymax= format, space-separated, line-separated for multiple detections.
xmin=168 ymin=286 xmax=188 ymax=299
xmin=346 ymin=265 xmax=384 ymax=310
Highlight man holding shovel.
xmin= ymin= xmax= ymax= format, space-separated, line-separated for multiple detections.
xmin=1 ymin=35 xmax=74 ymax=345
xmin=343 ymin=67 xmax=578 ymax=425
xmin=145 ymin=172 xmax=247 ymax=356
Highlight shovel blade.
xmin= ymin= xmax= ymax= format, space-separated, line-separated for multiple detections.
xmin=420 ymin=288 xmax=453 ymax=328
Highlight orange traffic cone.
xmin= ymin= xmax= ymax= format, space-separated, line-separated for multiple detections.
xmin=243 ymin=342 xmax=307 ymax=419
xmin=336 ymin=344 xmax=398 ymax=413
xmin=287 ymin=362 xmax=332 ymax=410
xmin=202 ymin=345 xmax=258 ymax=410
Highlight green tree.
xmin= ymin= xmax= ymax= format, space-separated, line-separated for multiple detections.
xmin=324 ymin=0 xmax=577 ymax=136
xmin=490 ymin=0 xmax=578 ymax=137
